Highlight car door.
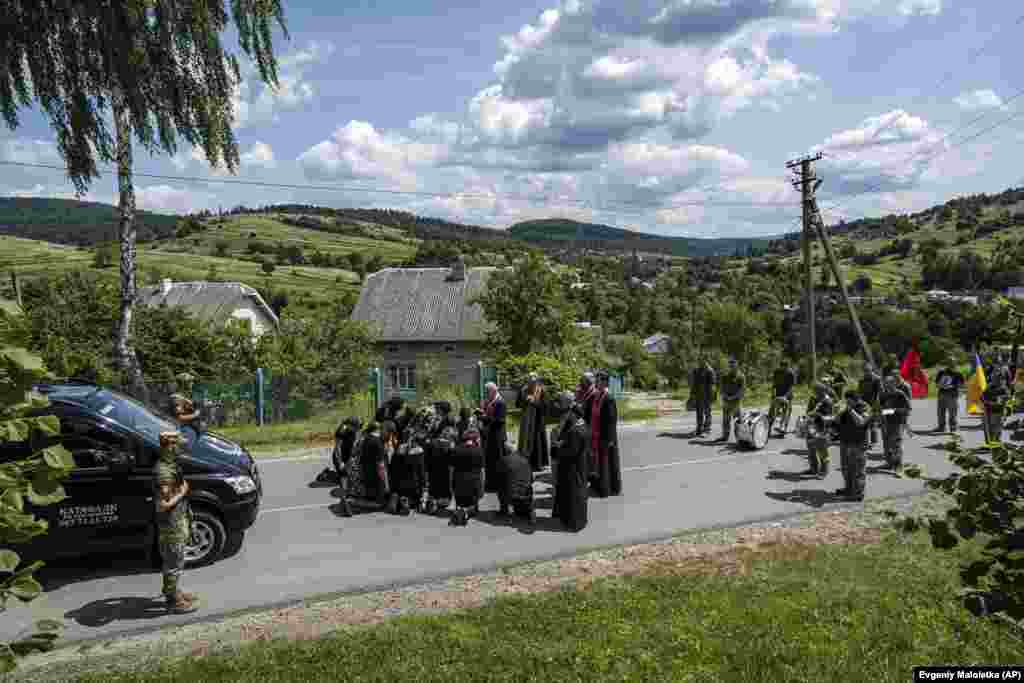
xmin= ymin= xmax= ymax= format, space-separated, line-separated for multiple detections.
xmin=53 ymin=414 xmax=155 ymax=553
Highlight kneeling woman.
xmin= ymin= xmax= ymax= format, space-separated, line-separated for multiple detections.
xmin=449 ymin=428 xmax=485 ymax=526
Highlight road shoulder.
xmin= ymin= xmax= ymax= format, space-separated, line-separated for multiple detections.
xmin=8 ymin=490 xmax=952 ymax=683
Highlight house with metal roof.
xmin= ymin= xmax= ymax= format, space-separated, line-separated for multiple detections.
xmin=136 ymin=279 xmax=279 ymax=339
xmin=349 ymin=256 xmax=499 ymax=400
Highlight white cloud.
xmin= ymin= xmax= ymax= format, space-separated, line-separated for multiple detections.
xmin=240 ymin=142 xmax=276 ymax=169
xmin=954 ymin=89 xmax=1005 ymax=112
xmin=135 ymin=185 xmax=214 ymax=214
xmin=232 ymin=41 xmax=334 ymax=129
xmin=811 ymin=109 xmax=949 ymax=195
xmin=298 ymin=120 xmax=448 ymax=187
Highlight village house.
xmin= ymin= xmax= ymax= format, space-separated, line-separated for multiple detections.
xmin=136 ymin=279 xmax=279 ymax=339
xmin=349 ymin=256 xmax=496 ymax=400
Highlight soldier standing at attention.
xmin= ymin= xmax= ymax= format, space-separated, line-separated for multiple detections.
xmin=858 ymin=365 xmax=882 ymax=449
xmin=935 ymin=360 xmax=965 ymax=433
xmin=981 ymin=372 xmax=1012 ymax=445
xmin=155 ymin=432 xmax=199 ymax=613
xmin=692 ymin=356 xmax=717 ymax=436
xmin=717 ymin=358 xmax=745 ymax=443
xmin=879 ymin=375 xmax=912 ymax=472
xmin=835 ymin=391 xmax=871 ymax=502
xmin=769 ymin=360 xmax=797 ymax=436
xmin=804 ymin=382 xmax=834 ymax=478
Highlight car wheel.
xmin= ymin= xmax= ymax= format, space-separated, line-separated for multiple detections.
xmin=185 ymin=508 xmax=226 ymax=568
xmin=222 ymin=530 xmax=245 ymax=559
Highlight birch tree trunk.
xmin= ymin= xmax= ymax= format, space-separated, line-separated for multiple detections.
xmin=112 ymin=89 xmax=146 ymax=400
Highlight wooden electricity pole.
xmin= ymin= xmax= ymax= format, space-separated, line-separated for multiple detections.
xmin=786 ymin=153 xmax=877 ymax=380
xmin=788 ymin=153 xmax=822 ymax=385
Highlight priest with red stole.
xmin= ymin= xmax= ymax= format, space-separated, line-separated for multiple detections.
xmin=900 ymin=344 xmax=929 ymax=399
xmin=589 ymin=371 xmax=622 ymax=498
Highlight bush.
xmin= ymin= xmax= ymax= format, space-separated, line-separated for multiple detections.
xmin=495 ymin=353 xmax=586 ymax=395
xmin=904 ymin=438 xmax=1024 ymax=620
xmin=0 ymin=308 xmax=75 ymax=671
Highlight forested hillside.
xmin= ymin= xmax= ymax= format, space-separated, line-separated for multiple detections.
xmin=508 ymin=218 xmax=774 ymax=257
xmin=0 ymin=197 xmax=179 ymax=245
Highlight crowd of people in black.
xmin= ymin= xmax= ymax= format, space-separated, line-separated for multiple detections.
xmin=322 ymin=371 xmax=623 ymax=532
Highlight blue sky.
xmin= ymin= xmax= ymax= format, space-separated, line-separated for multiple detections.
xmin=1 ymin=1 xmax=1021 ymax=238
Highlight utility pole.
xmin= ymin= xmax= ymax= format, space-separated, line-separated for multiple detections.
xmin=787 ymin=153 xmax=877 ymax=379
xmin=787 ymin=153 xmax=822 ymax=386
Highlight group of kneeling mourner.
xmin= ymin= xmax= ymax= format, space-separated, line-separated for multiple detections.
xmin=322 ymin=371 xmax=623 ymax=531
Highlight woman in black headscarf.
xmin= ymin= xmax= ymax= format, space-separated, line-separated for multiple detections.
xmin=553 ymin=399 xmax=590 ymax=532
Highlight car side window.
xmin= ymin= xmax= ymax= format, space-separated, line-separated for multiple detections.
xmin=61 ymin=418 xmax=132 ymax=470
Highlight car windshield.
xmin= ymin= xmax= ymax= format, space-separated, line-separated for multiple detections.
xmin=81 ymin=389 xmax=185 ymax=446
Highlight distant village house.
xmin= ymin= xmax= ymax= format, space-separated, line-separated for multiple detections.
xmin=136 ymin=279 xmax=279 ymax=339
xmin=349 ymin=256 xmax=495 ymax=400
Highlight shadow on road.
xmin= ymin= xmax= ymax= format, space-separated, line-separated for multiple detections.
xmin=470 ymin=509 xmax=578 ymax=536
xmin=779 ymin=448 xmax=808 ymax=457
xmin=866 ymin=466 xmax=903 ymax=478
xmin=37 ymin=551 xmax=156 ymax=592
xmin=765 ymin=489 xmax=839 ymax=508
xmin=65 ymin=597 xmax=170 ymax=628
xmin=657 ymin=430 xmax=701 ymax=440
xmin=688 ymin=438 xmax=725 ymax=447
xmin=766 ymin=469 xmax=819 ymax=483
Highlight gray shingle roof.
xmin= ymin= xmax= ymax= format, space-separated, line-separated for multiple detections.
xmin=136 ymin=281 xmax=279 ymax=329
xmin=350 ymin=267 xmax=498 ymax=342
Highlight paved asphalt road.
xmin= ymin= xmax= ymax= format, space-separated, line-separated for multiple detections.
xmin=2 ymin=399 xmax=986 ymax=646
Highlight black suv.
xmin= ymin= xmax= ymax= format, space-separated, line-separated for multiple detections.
xmin=2 ymin=382 xmax=262 ymax=568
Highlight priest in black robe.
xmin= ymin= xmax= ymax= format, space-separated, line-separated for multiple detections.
xmin=589 ymin=371 xmax=622 ymax=497
xmin=553 ymin=399 xmax=590 ymax=532
xmin=516 ymin=374 xmax=550 ymax=472
xmin=480 ymin=382 xmax=507 ymax=493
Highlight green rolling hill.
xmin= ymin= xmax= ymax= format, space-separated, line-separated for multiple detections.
xmin=507 ymin=218 xmax=776 ymax=257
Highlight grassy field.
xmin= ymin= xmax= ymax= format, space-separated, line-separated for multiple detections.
xmin=773 ymin=215 xmax=1020 ymax=295
xmin=0 ymin=234 xmax=361 ymax=303
xmin=74 ymin=527 xmax=1024 ymax=683
xmin=164 ymin=214 xmax=418 ymax=262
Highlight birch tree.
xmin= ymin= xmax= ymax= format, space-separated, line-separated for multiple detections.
xmin=0 ymin=0 xmax=289 ymax=399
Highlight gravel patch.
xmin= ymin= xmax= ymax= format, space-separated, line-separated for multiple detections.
xmin=6 ymin=490 xmax=954 ymax=683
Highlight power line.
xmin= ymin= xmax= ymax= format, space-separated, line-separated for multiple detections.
xmin=0 ymin=160 xmax=799 ymax=215
xmin=816 ymin=97 xmax=1024 ymax=222
xmin=840 ymin=11 xmax=1024 ymax=153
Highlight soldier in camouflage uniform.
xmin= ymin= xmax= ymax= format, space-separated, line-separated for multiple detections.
xmin=170 ymin=372 xmax=200 ymax=428
xmin=835 ymin=391 xmax=871 ymax=502
xmin=717 ymin=358 xmax=745 ymax=443
xmin=804 ymin=382 xmax=834 ymax=478
xmin=155 ymin=431 xmax=199 ymax=613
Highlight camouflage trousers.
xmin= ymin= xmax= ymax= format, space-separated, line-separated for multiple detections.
xmin=881 ymin=421 xmax=904 ymax=468
xmin=721 ymin=401 xmax=740 ymax=440
xmin=984 ymin=409 xmax=1004 ymax=444
xmin=839 ymin=443 xmax=867 ymax=497
xmin=805 ymin=438 xmax=829 ymax=475
xmin=159 ymin=536 xmax=186 ymax=598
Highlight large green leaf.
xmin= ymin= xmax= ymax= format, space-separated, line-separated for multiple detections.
xmin=0 ymin=488 xmax=23 ymax=512
xmin=25 ymin=476 xmax=64 ymax=506
xmin=0 ymin=549 xmax=18 ymax=573
xmin=0 ymin=467 xmax=20 ymax=489
xmin=33 ymin=415 xmax=60 ymax=437
xmin=13 ymin=560 xmax=43 ymax=579
xmin=0 ymin=644 xmax=15 ymax=673
xmin=9 ymin=575 xmax=42 ymax=602
xmin=41 ymin=445 xmax=74 ymax=471
xmin=33 ymin=618 xmax=62 ymax=634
